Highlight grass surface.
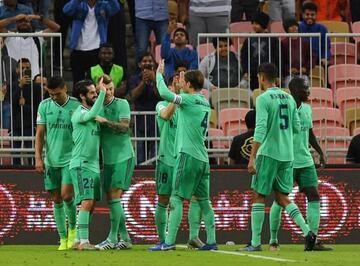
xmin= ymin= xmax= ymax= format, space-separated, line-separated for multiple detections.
xmin=0 ymin=245 xmax=359 ymax=266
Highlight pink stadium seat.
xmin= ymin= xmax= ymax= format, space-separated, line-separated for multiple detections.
xmin=197 ymin=43 xmax=215 ymax=60
xmin=308 ymin=87 xmax=333 ymax=107
xmin=270 ymin=21 xmax=285 ymax=33
xmin=227 ymin=127 xmax=243 ymax=137
xmin=336 ymin=87 xmax=360 ymax=114
xmin=353 ymin=127 xmax=360 ymax=136
xmin=229 ymin=21 xmax=254 ymax=52
xmin=351 ymin=21 xmax=360 ymax=42
xmin=312 ymin=107 xmax=344 ymax=128
xmin=328 ymin=64 xmax=360 ymax=92
xmin=208 ymin=128 xmax=228 ymax=148
xmin=330 ymin=42 xmax=356 ymax=65
xmin=219 ymin=108 xmax=250 ymax=135
xmin=313 ymin=126 xmax=349 ymax=138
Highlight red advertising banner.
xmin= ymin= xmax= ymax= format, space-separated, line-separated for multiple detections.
xmin=0 ymin=169 xmax=359 ymax=244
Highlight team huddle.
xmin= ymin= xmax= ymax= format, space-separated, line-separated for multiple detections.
xmin=35 ymin=60 xmax=330 ymax=252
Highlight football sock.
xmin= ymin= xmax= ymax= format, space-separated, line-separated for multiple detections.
xmin=165 ymin=195 xmax=183 ymax=245
xmin=188 ymin=200 xmax=201 ymax=241
xmin=53 ymin=202 xmax=67 ymax=240
xmin=78 ymin=210 xmax=90 ymax=244
xmin=251 ymin=203 xmax=265 ymax=247
xmin=197 ymin=199 xmax=216 ymax=245
xmin=155 ymin=202 xmax=168 ymax=243
xmin=64 ymin=199 xmax=77 ymax=230
xmin=285 ymin=202 xmax=310 ymax=236
xmin=118 ymin=202 xmax=130 ymax=242
xmin=307 ymin=201 xmax=320 ymax=235
xmin=108 ymin=199 xmax=121 ymax=243
xmin=269 ymin=201 xmax=282 ymax=244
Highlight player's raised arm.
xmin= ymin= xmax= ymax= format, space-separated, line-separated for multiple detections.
xmin=156 ymin=59 xmax=182 ymax=104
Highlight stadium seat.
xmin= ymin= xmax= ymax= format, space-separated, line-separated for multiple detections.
xmin=209 ymin=108 xmax=217 ymax=128
xmin=219 ymin=107 xmax=250 ymax=135
xmin=345 ymin=108 xmax=360 ymax=135
xmin=310 ymin=66 xmax=325 ymax=88
xmin=208 ymin=128 xmax=229 ymax=149
xmin=270 ymin=21 xmax=285 ymax=34
xmin=328 ymin=64 xmax=360 ymax=92
xmin=319 ymin=21 xmax=350 ymax=42
xmin=227 ymin=127 xmax=243 ymax=137
xmin=211 ymin=88 xmax=251 ymax=111
xmin=229 ymin=21 xmax=254 ymax=52
xmin=312 ymin=107 xmax=344 ymax=128
xmin=353 ymin=127 xmax=360 ymax=136
xmin=308 ymin=87 xmax=333 ymax=107
xmin=197 ymin=43 xmax=215 ymax=60
xmin=336 ymin=87 xmax=360 ymax=114
xmin=313 ymin=126 xmax=350 ymax=138
xmin=330 ymin=42 xmax=356 ymax=65
xmin=351 ymin=21 xmax=360 ymax=42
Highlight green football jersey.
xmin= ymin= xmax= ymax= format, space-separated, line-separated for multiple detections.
xmin=36 ymin=96 xmax=80 ymax=167
xmin=156 ymin=73 xmax=210 ymax=163
xmin=69 ymin=90 xmax=105 ymax=173
xmin=254 ymin=87 xmax=300 ymax=161
xmin=99 ymin=97 xmax=134 ymax=165
xmin=293 ymin=103 xmax=314 ymax=168
xmin=156 ymin=101 xmax=177 ymax=167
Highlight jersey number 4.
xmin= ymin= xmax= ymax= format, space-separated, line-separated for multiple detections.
xmin=279 ymin=104 xmax=289 ymax=130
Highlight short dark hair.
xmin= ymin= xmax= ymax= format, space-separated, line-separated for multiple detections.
xmin=139 ymin=51 xmax=155 ymax=62
xmin=212 ymin=37 xmax=233 ymax=49
xmin=282 ymin=17 xmax=298 ymax=33
xmin=245 ymin=109 xmax=256 ymax=129
xmin=73 ymin=79 xmax=93 ymax=101
xmin=184 ymin=70 xmax=204 ymax=91
xmin=47 ymin=76 xmax=65 ymax=90
xmin=302 ymin=1 xmax=317 ymax=13
xmin=174 ymin=60 xmax=189 ymax=71
xmin=258 ymin=63 xmax=278 ymax=83
xmin=99 ymin=42 xmax=113 ymax=50
xmin=288 ymin=76 xmax=308 ymax=93
xmin=173 ymin=27 xmax=189 ymax=41
xmin=17 ymin=58 xmax=30 ymax=67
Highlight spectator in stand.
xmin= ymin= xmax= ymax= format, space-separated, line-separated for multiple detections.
xmin=240 ymin=11 xmax=279 ymax=91
xmin=200 ymin=37 xmax=241 ymax=90
xmin=311 ymin=0 xmax=348 ymax=21
xmin=108 ymin=0 xmax=127 ymax=73
xmin=177 ymin=0 xmax=231 ymax=48
xmin=54 ymin=0 xmax=73 ymax=69
xmin=299 ymin=1 xmax=331 ymax=66
xmin=231 ymin=0 xmax=260 ymax=22
xmin=87 ymin=43 xmax=126 ymax=97
xmin=168 ymin=0 xmax=178 ymax=23
xmin=260 ymin=0 xmax=295 ymax=21
xmin=346 ymin=133 xmax=360 ymax=163
xmin=281 ymin=17 xmax=310 ymax=88
xmin=0 ymin=14 xmax=60 ymax=79
xmin=0 ymin=36 xmax=17 ymax=131
xmin=228 ymin=109 xmax=255 ymax=165
xmin=128 ymin=52 xmax=160 ymax=164
xmin=161 ymin=20 xmax=198 ymax=82
xmin=11 ymin=58 xmax=42 ymax=165
xmin=350 ymin=0 xmax=360 ymax=23
xmin=33 ymin=73 xmax=48 ymax=98
xmin=174 ymin=60 xmax=189 ymax=75
xmin=135 ymin=0 xmax=168 ymax=66
xmin=0 ymin=0 xmax=33 ymax=30
xmin=63 ymin=0 xmax=120 ymax=84
xmin=28 ymin=0 xmax=51 ymax=17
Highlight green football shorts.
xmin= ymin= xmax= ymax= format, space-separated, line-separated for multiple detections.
xmin=70 ymin=167 xmax=101 ymax=205
xmin=172 ymin=152 xmax=210 ymax=200
xmin=103 ymin=157 xmax=135 ymax=192
xmin=251 ymin=155 xmax=293 ymax=196
xmin=155 ymin=160 xmax=174 ymax=195
xmin=293 ymin=165 xmax=318 ymax=191
xmin=44 ymin=165 xmax=72 ymax=191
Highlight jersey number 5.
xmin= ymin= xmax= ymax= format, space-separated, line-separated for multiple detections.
xmin=279 ymin=104 xmax=289 ymax=130
xmin=201 ymin=112 xmax=209 ymax=136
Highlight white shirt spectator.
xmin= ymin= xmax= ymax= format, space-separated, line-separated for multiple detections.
xmin=75 ymin=6 xmax=100 ymax=51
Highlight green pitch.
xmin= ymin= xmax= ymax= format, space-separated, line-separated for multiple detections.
xmin=0 ymin=245 xmax=359 ymax=266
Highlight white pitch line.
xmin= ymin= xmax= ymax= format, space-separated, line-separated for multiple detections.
xmin=177 ymin=245 xmax=297 ymax=263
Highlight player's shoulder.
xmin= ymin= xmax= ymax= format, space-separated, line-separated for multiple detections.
xmin=68 ymin=96 xmax=80 ymax=103
xmin=113 ymin=97 xmax=130 ymax=106
xmin=39 ymin=97 xmax=52 ymax=106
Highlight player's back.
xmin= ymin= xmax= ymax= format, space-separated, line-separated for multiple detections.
xmin=175 ymin=93 xmax=210 ymax=163
xmin=255 ymin=87 xmax=300 ymax=161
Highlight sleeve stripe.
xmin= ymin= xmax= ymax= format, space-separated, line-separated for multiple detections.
xmin=173 ymin=95 xmax=182 ymax=105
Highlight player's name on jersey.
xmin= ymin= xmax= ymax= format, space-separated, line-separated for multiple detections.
xmin=195 ymin=99 xmax=210 ymax=107
xmin=269 ymin=93 xmax=290 ymax=100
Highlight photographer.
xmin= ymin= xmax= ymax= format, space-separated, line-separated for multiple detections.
xmin=128 ymin=52 xmax=160 ymax=164
xmin=11 ymin=58 xmax=41 ymax=165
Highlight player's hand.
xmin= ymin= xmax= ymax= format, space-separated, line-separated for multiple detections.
xmin=95 ymin=115 xmax=108 ymax=124
xmin=35 ymin=158 xmax=44 ymax=174
xmin=98 ymin=77 xmax=106 ymax=92
xmin=157 ymin=59 xmax=165 ymax=75
xmin=247 ymin=158 xmax=256 ymax=174
xmin=319 ymin=155 xmax=326 ymax=170
xmin=175 ymin=71 xmax=186 ymax=91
